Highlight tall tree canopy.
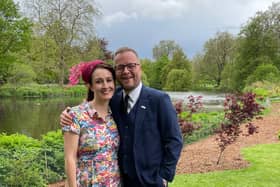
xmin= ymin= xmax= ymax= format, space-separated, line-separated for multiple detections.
xmin=195 ymin=32 xmax=236 ymax=87
xmin=152 ymin=40 xmax=182 ymax=60
xmin=234 ymin=2 xmax=280 ymax=90
xmin=25 ymin=0 xmax=100 ymax=85
xmin=0 ymin=0 xmax=32 ymax=84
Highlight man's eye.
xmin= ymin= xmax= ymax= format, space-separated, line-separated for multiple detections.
xmin=127 ymin=64 xmax=135 ymax=68
xmin=117 ymin=65 xmax=125 ymax=70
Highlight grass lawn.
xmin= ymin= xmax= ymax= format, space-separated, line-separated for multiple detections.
xmin=170 ymin=143 xmax=280 ymax=187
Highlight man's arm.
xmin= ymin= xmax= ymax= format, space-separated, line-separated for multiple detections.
xmin=158 ymin=93 xmax=183 ymax=182
xmin=60 ymin=107 xmax=73 ymax=127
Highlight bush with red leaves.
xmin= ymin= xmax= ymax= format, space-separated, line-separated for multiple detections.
xmin=215 ymin=92 xmax=264 ymax=164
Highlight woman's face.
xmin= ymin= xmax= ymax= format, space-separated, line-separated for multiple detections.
xmin=90 ymin=68 xmax=115 ymax=102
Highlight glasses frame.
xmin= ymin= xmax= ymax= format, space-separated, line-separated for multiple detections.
xmin=115 ymin=63 xmax=140 ymax=72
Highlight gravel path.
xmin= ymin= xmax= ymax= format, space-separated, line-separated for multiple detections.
xmin=176 ymin=103 xmax=280 ymax=174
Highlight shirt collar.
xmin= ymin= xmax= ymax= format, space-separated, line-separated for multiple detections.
xmin=84 ymin=101 xmax=112 ymax=118
xmin=123 ymin=82 xmax=142 ymax=103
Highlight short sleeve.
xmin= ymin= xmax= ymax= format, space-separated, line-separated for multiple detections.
xmin=61 ymin=111 xmax=80 ymax=135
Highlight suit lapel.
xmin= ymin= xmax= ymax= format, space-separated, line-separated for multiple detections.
xmin=112 ymin=89 xmax=125 ymax=127
xmin=134 ymin=86 xmax=149 ymax=131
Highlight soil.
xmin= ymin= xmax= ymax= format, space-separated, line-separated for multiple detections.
xmin=49 ymin=103 xmax=280 ymax=186
xmin=176 ymin=102 xmax=280 ymax=174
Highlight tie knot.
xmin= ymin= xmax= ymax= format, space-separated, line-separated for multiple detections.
xmin=125 ymin=94 xmax=130 ymax=101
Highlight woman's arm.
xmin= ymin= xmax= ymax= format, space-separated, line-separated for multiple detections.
xmin=64 ymin=132 xmax=79 ymax=187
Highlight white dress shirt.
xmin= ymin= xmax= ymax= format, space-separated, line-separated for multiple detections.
xmin=122 ymin=82 xmax=142 ymax=113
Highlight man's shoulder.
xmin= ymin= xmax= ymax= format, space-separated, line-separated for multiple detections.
xmin=143 ymin=86 xmax=167 ymax=97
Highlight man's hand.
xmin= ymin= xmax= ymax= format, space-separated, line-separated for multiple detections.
xmin=60 ymin=107 xmax=72 ymax=127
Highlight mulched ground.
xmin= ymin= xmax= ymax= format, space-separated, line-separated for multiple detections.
xmin=176 ymin=102 xmax=280 ymax=174
xmin=49 ymin=103 xmax=280 ymax=186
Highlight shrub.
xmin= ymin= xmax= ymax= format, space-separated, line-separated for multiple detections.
xmin=0 ymin=83 xmax=86 ymax=97
xmin=245 ymin=64 xmax=280 ymax=86
xmin=215 ymin=93 xmax=264 ymax=164
xmin=0 ymin=133 xmax=46 ymax=186
xmin=0 ymin=131 xmax=65 ymax=186
xmin=164 ymin=69 xmax=192 ymax=91
xmin=39 ymin=130 xmax=65 ymax=183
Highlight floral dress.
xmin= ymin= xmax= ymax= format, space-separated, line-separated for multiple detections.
xmin=62 ymin=102 xmax=120 ymax=187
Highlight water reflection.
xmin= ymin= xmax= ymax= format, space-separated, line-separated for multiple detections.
xmin=0 ymin=92 xmax=225 ymax=139
xmin=167 ymin=91 xmax=225 ymax=110
xmin=0 ymin=97 xmax=83 ymax=139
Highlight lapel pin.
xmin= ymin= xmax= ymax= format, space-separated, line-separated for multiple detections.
xmin=141 ymin=105 xmax=146 ymax=109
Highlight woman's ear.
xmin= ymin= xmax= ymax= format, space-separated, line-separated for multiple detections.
xmin=85 ymin=83 xmax=90 ymax=89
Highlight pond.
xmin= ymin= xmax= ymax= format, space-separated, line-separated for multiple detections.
xmin=0 ymin=91 xmax=225 ymax=139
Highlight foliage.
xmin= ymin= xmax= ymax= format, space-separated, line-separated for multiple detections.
xmin=145 ymin=55 xmax=170 ymax=89
xmin=7 ymin=62 xmax=36 ymax=85
xmin=193 ymin=32 xmax=236 ymax=88
xmin=164 ymin=69 xmax=192 ymax=91
xmin=25 ymin=0 xmax=100 ymax=85
xmin=0 ymin=0 xmax=32 ymax=85
xmin=0 ymin=131 xmax=65 ymax=186
xmin=0 ymin=83 xmax=86 ymax=97
xmin=244 ymin=81 xmax=280 ymax=98
xmin=233 ymin=2 xmax=280 ymax=90
xmin=152 ymin=40 xmax=182 ymax=60
xmin=170 ymin=143 xmax=280 ymax=187
xmin=245 ymin=63 xmax=280 ymax=86
xmin=215 ymin=93 xmax=264 ymax=164
xmin=278 ymin=131 xmax=280 ymax=140
xmin=174 ymin=95 xmax=203 ymax=138
xmin=141 ymin=71 xmax=150 ymax=86
xmin=0 ymin=133 xmax=46 ymax=186
xmin=219 ymin=60 xmax=239 ymax=91
xmin=39 ymin=130 xmax=65 ymax=183
xmin=161 ymin=48 xmax=191 ymax=87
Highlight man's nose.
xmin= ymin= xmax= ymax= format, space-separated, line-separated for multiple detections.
xmin=122 ymin=66 xmax=130 ymax=73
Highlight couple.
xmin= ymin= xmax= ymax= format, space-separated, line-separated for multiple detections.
xmin=61 ymin=47 xmax=183 ymax=187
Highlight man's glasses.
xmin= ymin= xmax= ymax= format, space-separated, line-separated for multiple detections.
xmin=115 ymin=63 xmax=140 ymax=72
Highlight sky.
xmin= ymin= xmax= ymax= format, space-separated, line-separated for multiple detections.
xmin=93 ymin=0 xmax=277 ymax=59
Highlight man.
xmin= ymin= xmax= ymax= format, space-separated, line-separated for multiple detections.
xmin=61 ymin=47 xmax=183 ymax=187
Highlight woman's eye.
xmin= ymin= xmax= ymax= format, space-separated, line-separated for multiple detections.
xmin=95 ymin=80 xmax=102 ymax=84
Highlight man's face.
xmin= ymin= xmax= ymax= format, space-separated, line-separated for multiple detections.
xmin=114 ymin=51 xmax=142 ymax=92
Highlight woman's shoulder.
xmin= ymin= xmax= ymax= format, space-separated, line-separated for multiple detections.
xmin=69 ymin=102 xmax=89 ymax=115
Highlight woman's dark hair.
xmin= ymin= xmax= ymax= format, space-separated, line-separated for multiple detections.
xmin=86 ymin=63 xmax=116 ymax=101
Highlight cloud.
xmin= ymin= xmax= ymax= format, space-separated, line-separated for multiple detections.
xmin=95 ymin=0 xmax=276 ymax=58
xmin=102 ymin=11 xmax=138 ymax=26
xmin=132 ymin=0 xmax=187 ymax=19
xmin=99 ymin=0 xmax=189 ymax=26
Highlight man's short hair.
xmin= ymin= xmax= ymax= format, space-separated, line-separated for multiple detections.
xmin=114 ymin=47 xmax=138 ymax=58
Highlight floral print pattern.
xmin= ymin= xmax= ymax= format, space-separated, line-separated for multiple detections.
xmin=62 ymin=102 xmax=120 ymax=187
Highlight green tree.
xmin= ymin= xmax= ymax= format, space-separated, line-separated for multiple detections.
xmin=161 ymin=48 xmax=191 ymax=88
xmin=26 ymin=35 xmax=60 ymax=83
xmin=0 ymin=0 xmax=32 ymax=84
xmin=152 ymin=40 xmax=182 ymax=60
xmin=164 ymin=69 xmax=192 ymax=91
xmin=200 ymin=32 xmax=236 ymax=87
xmin=151 ymin=55 xmax=170 ymax=89
xmin=192 ymin=53 xmax=215 ymax=89
xmin=234 ymin=2 xmax=280 ymax=90
xmin=25 ymin=0 xmax=100 ymax=85
xmin=7 ymin=63 xmax=36 ymax=85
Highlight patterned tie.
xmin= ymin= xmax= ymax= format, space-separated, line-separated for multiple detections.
xmin=123 ymin=94 xmax=130 ymax=114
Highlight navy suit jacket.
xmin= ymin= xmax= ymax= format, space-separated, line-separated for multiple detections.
xmin=110 ymin=85 xmax=183 ymax=186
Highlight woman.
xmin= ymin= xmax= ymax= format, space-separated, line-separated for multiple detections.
xmin=63 ymin=60 xmax=120 ymax=187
